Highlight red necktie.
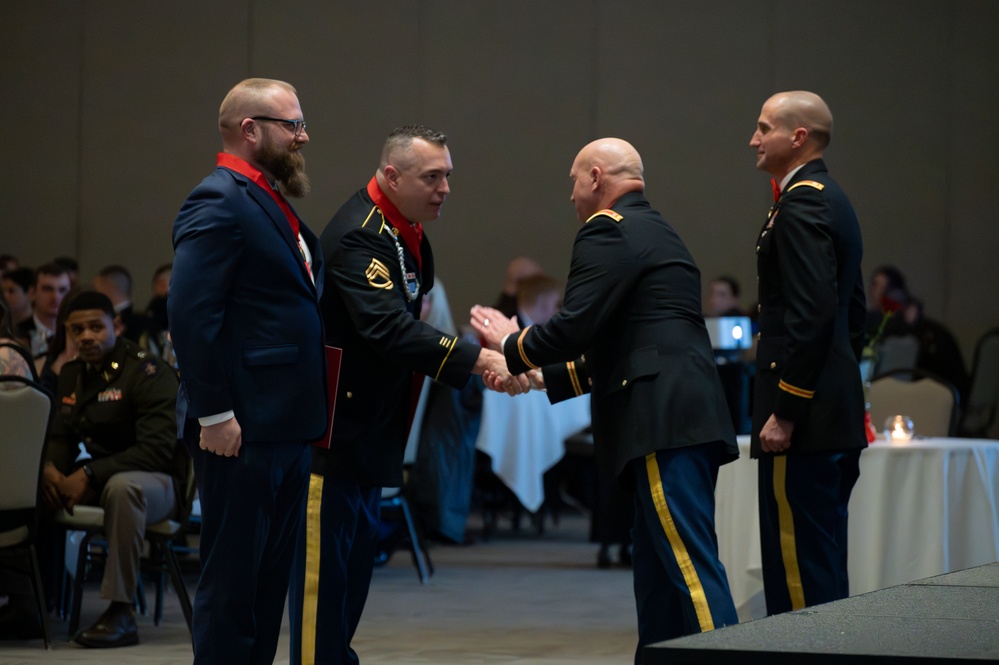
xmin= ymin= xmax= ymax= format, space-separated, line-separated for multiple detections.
xmin=770 ymin=178 xmax=781 ymax=203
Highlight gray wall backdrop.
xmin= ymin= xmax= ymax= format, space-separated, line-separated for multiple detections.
xmin=3 ymin=0 xmax=997 ymax=364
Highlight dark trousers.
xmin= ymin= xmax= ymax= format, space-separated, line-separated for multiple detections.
xmin=288 ymin=475 xmax=381 ymax=665
xmin=630 ymin=443 xmax=738 ymax=664
xmin=184 ymin=436 xmax=311 ymax=665
xmin=758 ymin=449 xmax=861 ymax=615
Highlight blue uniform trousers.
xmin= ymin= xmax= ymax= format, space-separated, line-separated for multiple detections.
xmin=631 ymin=442 xmax=738 ymax=663
xmin=289 ymin=475 xmax=381 ymax=665
xmin=183 ymin=436 xmax=311 ymax=665
xmin=758 ymin=450 xmax=861 ymax=615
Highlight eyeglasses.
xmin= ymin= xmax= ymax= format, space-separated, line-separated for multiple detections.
xmin=250 ymin=116 xmax=307 ymax=137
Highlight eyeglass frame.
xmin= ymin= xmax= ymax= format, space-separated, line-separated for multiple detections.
xmin=250 ymin=116 xmax=307 ymax=137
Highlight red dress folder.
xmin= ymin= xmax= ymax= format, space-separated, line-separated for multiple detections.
xmin=312 ymin=345 xmax=343 ymax=449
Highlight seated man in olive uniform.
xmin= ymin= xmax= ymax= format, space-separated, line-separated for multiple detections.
xmin=41 ymin=291 xmax=183 ymax=648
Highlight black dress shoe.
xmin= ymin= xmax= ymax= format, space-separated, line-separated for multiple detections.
xmin=75 ymin=602 xmax=138 ymax=648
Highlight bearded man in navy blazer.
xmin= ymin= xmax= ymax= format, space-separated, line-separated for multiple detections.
xmin=169 ymin=78 xmax=327 ymax=665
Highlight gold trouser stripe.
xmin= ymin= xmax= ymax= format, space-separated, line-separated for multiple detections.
xmin=566 ymin=361 xmax=583 ymax=396
xmin=300 ymin=473 xmax=324 ymax=665
xmin=644 ymin=453 xmax=715 ymax=631
xmin=773 ymin=456 xmax=806 ymax=610
xmin=434 ymin=335 xmax=457 ymax=380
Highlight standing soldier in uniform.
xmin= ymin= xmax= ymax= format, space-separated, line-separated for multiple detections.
xmin=748 ymin=90 xmax=867 ymax=615
xmin=41 ymin=291 xmax=183 ymax=648
xmin=288 ymin=125 xmax=523 ymax=665
xmin=472 ymin=137 xmax=739 ymax=663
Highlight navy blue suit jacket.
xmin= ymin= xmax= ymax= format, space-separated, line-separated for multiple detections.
xmin=169 ymin=164 xmax=328 ymax=443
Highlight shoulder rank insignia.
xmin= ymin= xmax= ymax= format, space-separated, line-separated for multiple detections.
xmin=365 ymin=258 xmax=394 ymax=290
xmin=143 ymin=360 xmax=157 ymax=376
xmin=787 ymin=180 xmax=825 ymax=192
xmin=585 ymin=209 xmax=624 ymax=224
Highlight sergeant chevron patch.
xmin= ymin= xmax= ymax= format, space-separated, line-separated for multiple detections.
xmin=365 ymin=259 xmax=394 ymax=289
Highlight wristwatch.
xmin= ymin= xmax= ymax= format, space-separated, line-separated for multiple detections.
xmin=82 ymin=464 xmax=95 ymax=482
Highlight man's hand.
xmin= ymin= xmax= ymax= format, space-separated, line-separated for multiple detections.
xmin=201 ymin=417 xmax=242 ymax=457
xmin=474 ymin=348 xmax=530 ymax=396
xmin=470 ymin=305 xmax=519 ymax=351
xmin=759 ymin=413 xmax=795 ymax=453
xmin=41 ymin=463 xmax=66 ymax=512
xmin=59 ymin=468 xmax=93 ymax=515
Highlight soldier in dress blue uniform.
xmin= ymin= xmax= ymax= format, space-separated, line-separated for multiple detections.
xmin=472 ymin=138 xmax=739 ymax=663
xmin=748 ymin=91 xmax=867 ymax=615
xmin=288 ymin=125 xmax=523 ymax=665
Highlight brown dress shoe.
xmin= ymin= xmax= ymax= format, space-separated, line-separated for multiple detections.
xmin=75 ymin=601 xmax=138 ymax=648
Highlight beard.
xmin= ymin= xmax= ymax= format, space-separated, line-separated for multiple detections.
xmin=258 ymin=137 xmax=311 ymax=198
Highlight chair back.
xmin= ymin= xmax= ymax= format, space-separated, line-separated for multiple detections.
xmin=868 ymin=370 xmax=959 ymax=437
xmin=959 ymin=328 xmax=999 ymax=438
xmin=0 ymin=375 xmax=53 ymax=512
xmin=873 ymin=335 xmax=920 ymax=376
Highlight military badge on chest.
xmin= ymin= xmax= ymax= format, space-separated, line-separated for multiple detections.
xmin=405 ymin=272 xmax=419 ymax=300
xmin=98 ymin=388 xmax=123 ymax=402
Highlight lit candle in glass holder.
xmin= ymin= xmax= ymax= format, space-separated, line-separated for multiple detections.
xmin=884 ymin=415 xmax=914 ymax=441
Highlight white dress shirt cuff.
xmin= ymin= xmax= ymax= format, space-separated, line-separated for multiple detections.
xmin=199 ymin=411 xmax=235 ymax=426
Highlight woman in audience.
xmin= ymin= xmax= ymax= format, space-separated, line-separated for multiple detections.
xmin=35 ymin=288 xmax=78 ymax=394
xmin=0 ymin=297 xmax=34 ymax=383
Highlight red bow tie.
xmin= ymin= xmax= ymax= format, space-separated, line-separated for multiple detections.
xmin=770 ymin=178 xmax=781 ymax=203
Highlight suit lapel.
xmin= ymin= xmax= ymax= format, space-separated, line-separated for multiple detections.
xmin=245 ymin=183 xmax=318 ymax=293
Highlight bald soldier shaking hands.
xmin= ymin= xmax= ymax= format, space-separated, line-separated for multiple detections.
xmin=472 ymin=138 xmax=739 ymax=662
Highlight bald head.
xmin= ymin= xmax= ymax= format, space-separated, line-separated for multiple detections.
xmin=576 ymin=138 xmax=645 ymax=182
xmin=569 ymin=138 xmax=644 ymax=221
xmin=768 ymin=91 xmax=833 ymax=149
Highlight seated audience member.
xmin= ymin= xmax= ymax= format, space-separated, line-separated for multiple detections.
xmin=35 ymin=287 xmax=79 ymax=395
xmin=52 ymin=255 xmax=80 ymax=290
xmin=0 ymin=254 xmax=19 ymax=279
xmin=410 ymin=282 xmax=485 ymax=544
xmin=17 ymin=262 xmax=72 ymax=359
xmin=2 ymin=266 xmax=36 ymax=330
xmin=515 ymin=274 xmax=562 ymax=326
xmin=40 ymin=291 xmax=184 ymax=648
xmin=141 ymin=263 xmax=175 ymax=366
xmin=0 ymin=301 xmax=40 ymax=639
xmin=866 ymin=264 xmax=909 ymax=335
xmin=493 ymin=256 xmax=543 ymax=318
xmin=881 ymin=293 xmax=970 ymax=401
xmin=92 ymin=265 xmax=150 ymax=343
xmin=705 ymin=275 xmax=745 ymax=317
xmin=149 ymin=263 xmax=171 ymax=300
xmin=0 ymin=297 xmax=33 ymax=382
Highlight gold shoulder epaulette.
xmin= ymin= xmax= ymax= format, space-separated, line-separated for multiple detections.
xmin=787 ymin=180 xmax=825 ymax=192
xmin=361 ymin=206 xmax=388 ymax=233
xmin=585 ymin=209 xmax=624 ymax=224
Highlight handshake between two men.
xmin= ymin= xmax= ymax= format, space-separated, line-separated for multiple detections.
xmin=469 ymin=304 xmax=545 ymax=396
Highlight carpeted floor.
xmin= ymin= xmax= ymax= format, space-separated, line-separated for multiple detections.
xmin=0 ymin=512 xmax=638 ymax=664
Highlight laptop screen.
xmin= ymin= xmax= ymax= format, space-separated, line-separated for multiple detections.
xmin=704 ymin=316 xmax=753 ymax=351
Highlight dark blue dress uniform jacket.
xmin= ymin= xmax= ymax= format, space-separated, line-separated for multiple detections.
xmin=751 ymin=158 xmax=868 ymax=457
xmin=313 ymin=187 xmax=479 ymax=488
xmin=503 ymin=191 xmax=738 ymax=484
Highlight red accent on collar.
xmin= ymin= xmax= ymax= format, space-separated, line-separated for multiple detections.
xmin=366 ymin=177 xmax=423 ymax=272
xmin=217 ymin=152 xmax=300 ymax=238
xmin=770 ymin=178 xmax=782 ymax=203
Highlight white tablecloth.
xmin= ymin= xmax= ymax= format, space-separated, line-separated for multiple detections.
xmin=716 ymin=435 xmax=999 ymax=619
xmin=474 ymin=390 xmax=591 ymax=512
